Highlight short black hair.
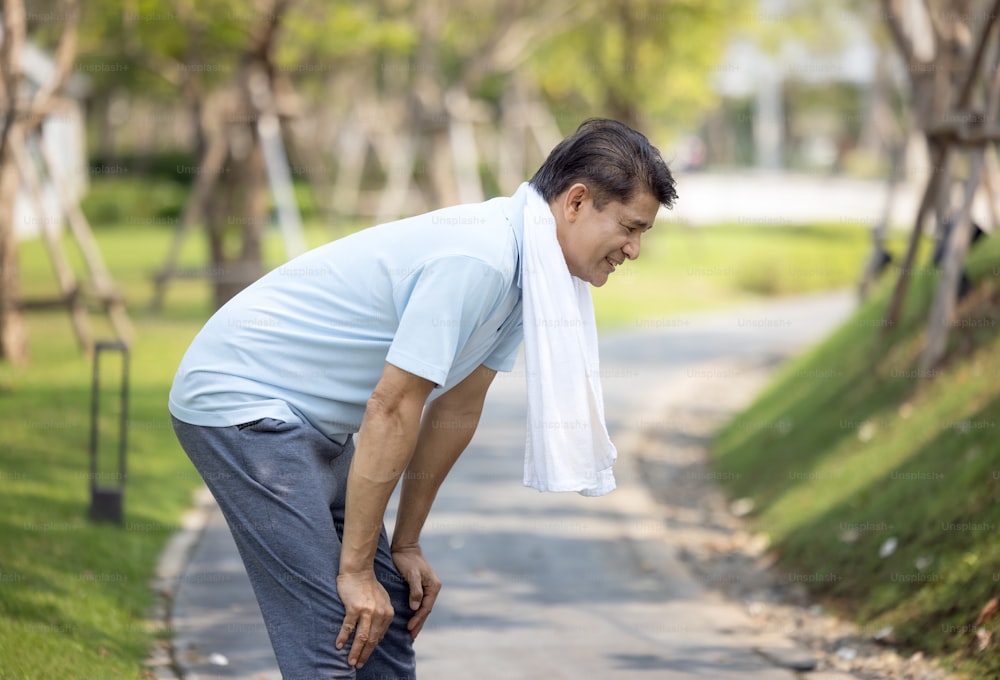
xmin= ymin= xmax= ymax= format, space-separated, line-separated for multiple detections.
xmin=529 ymin=118 xmax=678 ymax=211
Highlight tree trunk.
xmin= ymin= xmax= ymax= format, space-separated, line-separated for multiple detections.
xmin=0 ymin=159 xmax=26 ymax=363
xmin=201 ymin=1 xmax=291 ymax=309
xmin=859 ymin=143 xmax=905 ymax=300
xmin=204 ymin=93 xmax=268 ymax=310
xmin=981 ymin=148 xmax=1000 ymax=231
xmin=0 ymin=0 xmax=27 ymax=363
xmin=884 ymin=141 xmax=949 ymax=329
xmin=920 ymin=150 xmax=984 ymax=370
xmin=919 ymin=25 xmax=1000 ymax=370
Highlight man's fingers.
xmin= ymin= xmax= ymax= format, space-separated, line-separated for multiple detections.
xmin=349 ymin=606 xmax=395 ymax=668
xmin=407 ymin=608 xmax=428 ymax=639
xmin=406 ymin=598 xmax=433 ymax=639
xmin=335 ymin=616 xmax=357 ymax=650
xmin=335 ymin=572 xmax=395 ymax=668
xmin=406 ymin=577 xmax=441 ymax=639
xmin=347 ymin=614 xmax=373 ymax=667
xmin=406 ymin=569 xmax=423 ymax=610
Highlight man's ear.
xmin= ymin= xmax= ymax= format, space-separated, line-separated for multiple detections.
xmin=563 ymin=183 xmax=589 ymax=223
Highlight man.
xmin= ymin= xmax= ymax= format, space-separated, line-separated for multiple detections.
xmin=169 ymin=117 xmax=677 ymax=679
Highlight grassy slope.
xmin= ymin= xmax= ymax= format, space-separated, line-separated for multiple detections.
xmin=711 ymin=235 xmax=1000 ymax=677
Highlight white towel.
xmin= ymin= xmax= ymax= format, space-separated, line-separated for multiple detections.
xmin=520 ymin=183 xmax=617 ymax=496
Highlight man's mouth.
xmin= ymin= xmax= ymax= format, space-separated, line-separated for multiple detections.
xmin=606 ymin=257 xmax=622 ymax=272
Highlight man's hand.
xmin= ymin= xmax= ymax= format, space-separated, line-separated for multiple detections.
xmin=391 ymin=545 xmax=442 ymax=639
xmin=336 ymin=363 xmax=433 ymax=667
xmin=335 ymin=570 xmax=395 ymax=669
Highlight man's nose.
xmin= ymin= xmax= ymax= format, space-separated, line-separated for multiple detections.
xmin=623 ymin=233 xmax=641 ymax=260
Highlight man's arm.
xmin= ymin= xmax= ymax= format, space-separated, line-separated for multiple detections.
xmin=393 ymin=364 xmax=497 ymax=547
xmin=336 ymin=362 xmax=434 ymax=669
xmin=391 ymin=364 xmax=497 ymax=638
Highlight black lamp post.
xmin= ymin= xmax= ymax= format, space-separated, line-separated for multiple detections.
xmin=88 ymin=340 xmax=129 ymax=524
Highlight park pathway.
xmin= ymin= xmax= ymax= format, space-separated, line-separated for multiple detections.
xmin=161 ymin=291 xmax=857 ymax=680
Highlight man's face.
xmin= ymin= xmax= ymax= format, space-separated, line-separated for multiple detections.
xmin=554 ymin=185 xmax=659 ymax=287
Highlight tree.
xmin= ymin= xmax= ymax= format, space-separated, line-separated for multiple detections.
xmin=79 ymin=0 xmax=415 ymax=309
xmin=529 ymin=0 xmax=750 ymax=135
xmin=879 ymin=0 xmax=1000 ymax=370
xmin=0 ymin=0 xmax=81 ymax=363
xmin=70 ymin=1 xmax=757 ymax=311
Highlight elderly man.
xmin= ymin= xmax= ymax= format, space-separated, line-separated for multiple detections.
xmin=169 ymin=117 xmax=677 ymax=679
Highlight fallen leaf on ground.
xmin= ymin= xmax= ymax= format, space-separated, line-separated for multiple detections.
xmin=975 ymin=596 xmax=999 ymax=626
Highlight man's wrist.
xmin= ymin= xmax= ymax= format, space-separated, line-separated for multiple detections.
xmin=338 ymin=557 xmax=376 ymax=576
xmin=390 ymin=539 xmax=421 ymax=553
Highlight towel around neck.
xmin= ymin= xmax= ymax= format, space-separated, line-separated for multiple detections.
xmin=520 ymin=182 xmax=617 ymax=496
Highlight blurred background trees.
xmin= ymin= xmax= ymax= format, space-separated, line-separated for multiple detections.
xmin=4 ymin=0 xmax=999 ymax=366
xmin=28 ymin=0 xmax=938 ymax=188
xmin=71 ymin=0 xmax=749 ymax=205
xmin=4 ymin=0 xmax=751 ymax=345
xmin=29 ymin=0 xmax=903 ymax=203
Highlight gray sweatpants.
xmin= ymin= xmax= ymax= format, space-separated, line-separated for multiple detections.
xmin=171 ymin=415 xmax=416 ymax=680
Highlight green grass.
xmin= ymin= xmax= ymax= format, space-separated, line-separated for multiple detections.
xmin=0 ymin=216 xmax=342 ymax=678
xmin=0 ymin=321 xmax=197 ymax=678
xmin=711 ymin=234 xmax=1000 ymax=677
xmin=0 ymin=230 xmax=209 ymax=678
xmin=0 ymin=174 xmax=897 ymax=677
xmin=592 ymin=221 xmax=889 ymax=327
xmin=80 ymin=171 xmax=885 ymax=327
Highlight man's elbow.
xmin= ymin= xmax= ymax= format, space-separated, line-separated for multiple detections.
xmin=363 ymin=391 xmax=415 ymax=435
xmin=365 ymin=366 xmax=434 ymax=429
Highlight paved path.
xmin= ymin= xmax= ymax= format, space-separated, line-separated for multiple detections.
xmin=160 ymin=291 xmax=857 ymax=680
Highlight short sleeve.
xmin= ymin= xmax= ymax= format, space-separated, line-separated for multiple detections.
xmin=482 ymin=314 xmax=523 ymax=372
xmin=386 ymin=257 xmax=505 ymax=386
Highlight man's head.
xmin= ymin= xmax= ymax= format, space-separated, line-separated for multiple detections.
xmin=529 ymin=118 xmax=678 ymax=287
xmin=530 ymin=118 xmax=677 ymax=211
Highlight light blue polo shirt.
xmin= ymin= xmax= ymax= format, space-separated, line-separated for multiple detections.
xmin=168 ymin=184 xmax=528 ymax=440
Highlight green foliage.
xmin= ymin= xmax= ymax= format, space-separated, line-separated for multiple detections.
xmin=81 ymin=176 xmax=187 ymax=228
xmin=75 ymin=1 xmax=415 ymax=101
xmin=67 ymin=0 xmax=763 ymax=147
xmin=529 ymin=0 xmax=751 ymax=136
xmin=711 ymin=235 xmax=1000 ymax=676
xmin=78 ymin=160 xmax=328 ymax=229
xmin=274 ymin=3 xmax=417 ymax=73
xmin=77 ymin=0 xmax=242 ymax=96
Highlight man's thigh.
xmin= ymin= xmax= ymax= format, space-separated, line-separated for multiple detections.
xmin=172 ymin=416 xmax=415 ymax=679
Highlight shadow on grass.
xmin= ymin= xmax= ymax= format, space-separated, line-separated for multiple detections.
xmin=711 ymin=296 xmax=925 ymax=511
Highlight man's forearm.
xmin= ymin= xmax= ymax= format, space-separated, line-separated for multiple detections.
xmin=391 ymin=399 xmax=482 ymax=549
xmin=340 ymin=398 xmax=424 ymax=574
